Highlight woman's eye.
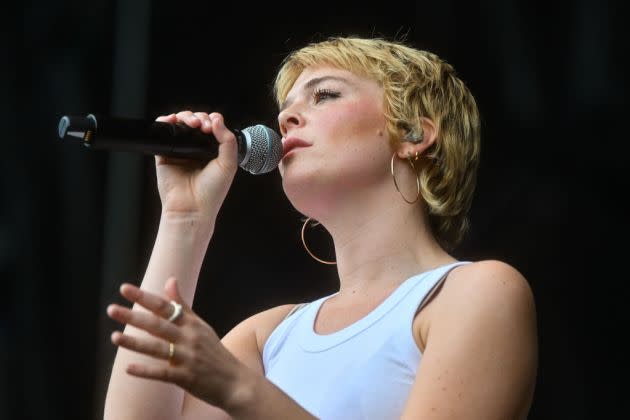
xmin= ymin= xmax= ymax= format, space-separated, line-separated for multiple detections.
xmin=313 ymin=88 xmax=340 ymax=103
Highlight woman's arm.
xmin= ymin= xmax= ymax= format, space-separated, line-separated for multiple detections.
xmin=104 ymin=216 xmax=214 ymax=420
xmin=402 ymin=260 xmax=538 ymax=419
xmin=104 ymin=111 xmax=238 ymax=420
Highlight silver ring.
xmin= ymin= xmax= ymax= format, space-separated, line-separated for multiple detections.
xmin=167 ymin=300 xmax=183 ymax=322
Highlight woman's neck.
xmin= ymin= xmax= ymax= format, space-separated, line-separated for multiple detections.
xmin=319 ymin=192 xmax=456 ymax=302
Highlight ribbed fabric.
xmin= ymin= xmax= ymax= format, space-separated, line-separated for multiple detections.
xmin=263 ymin=261 xmax=470 ymax=419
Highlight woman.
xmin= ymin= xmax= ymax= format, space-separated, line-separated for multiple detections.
xmin=104 ymin=37 xmax=538 ymax=419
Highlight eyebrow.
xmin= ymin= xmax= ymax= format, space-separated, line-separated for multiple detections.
xmin=280 ymin=75 xmax=350 ymax=112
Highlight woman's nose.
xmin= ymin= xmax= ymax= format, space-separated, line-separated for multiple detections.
xmin=278 ymin=106 xmax=304 ymax=137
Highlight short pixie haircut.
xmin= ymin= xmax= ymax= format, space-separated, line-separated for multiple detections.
xmin=274 ymin=37 xmax=481 ymax=251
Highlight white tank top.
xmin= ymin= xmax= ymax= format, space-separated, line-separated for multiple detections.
xmin=262 ymin=261 xmax=470 ymax=419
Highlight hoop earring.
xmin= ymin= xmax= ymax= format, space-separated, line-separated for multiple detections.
xmin=391 ymin=152 xmax=421 ymax=204
xmin=301 ymin=217 xmax=336 ymax=265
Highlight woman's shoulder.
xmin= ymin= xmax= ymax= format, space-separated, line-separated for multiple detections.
xmin=451 ymin=259 xmax=531 ymax=288
xmin=439 ymin=259 xmax=535 ymax=320
xmin=411 ymin=260 xmax=538 ymax=419
xmin=225 ymin=303 xmax=298 ymax=336
xmin=416 ymin=260 xmax=534 ymax=349
xmin=220 ymin=303 xmax=300 ymax=374
xmin=246 ymin=304 xmax=302 ymax=350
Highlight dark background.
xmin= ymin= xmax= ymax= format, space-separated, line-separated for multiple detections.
xmin=1 ymin=1 xmax=625 ymax=419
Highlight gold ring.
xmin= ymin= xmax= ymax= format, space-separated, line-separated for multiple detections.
xmin=168 ymin=342 xmax=175 ymax=365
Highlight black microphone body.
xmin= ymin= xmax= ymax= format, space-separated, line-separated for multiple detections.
xmin=58 ymin=114 xmax=282 ymax=174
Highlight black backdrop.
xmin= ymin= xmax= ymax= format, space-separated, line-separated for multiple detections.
xmin=1 ymin=1 xmax=625 ymax=419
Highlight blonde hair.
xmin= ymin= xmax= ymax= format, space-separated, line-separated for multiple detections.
xmin=274 ymin=37 xmax=481 ymax=251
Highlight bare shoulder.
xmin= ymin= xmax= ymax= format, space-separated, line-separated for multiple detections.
xmin=434 ymin=259 xmax=538 ymax=396
xmin=244 ymin=303 xmax=302 ymax=354
xmin=417 ymin=260 xmax=536 ymax=350
xmin=403 ymin=260 xmax=538 ymax=418
xmin=439 ymin=259 xmax=536 ymax=315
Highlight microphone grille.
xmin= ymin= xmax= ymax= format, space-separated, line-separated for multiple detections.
xmin=241 ymin=125 xmax=283 ymax=174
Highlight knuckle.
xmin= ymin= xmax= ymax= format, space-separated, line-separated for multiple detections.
xmin=156 ymin=299 xmax=169 ymax=315
xmin=176 ymin=111 xmax=193 ymax=121
xmin=112 ymin=306 xmax=127 ymax=321
xmin=189 ymin=333 xmax=203 ymax=351
xmin=188 ymin=315 xmax=201 ymax=327
xmin=187 ymin=370 xmax=199 ymax=389
xmin=162 ymin=366 xmax=176 ymax=381
xmin=131 ymin=287 xmax=143 ymax=301
xmin=122 ymin=334 xmax=136 ymax=348
xmin=153 ymin=340 xmax=165 ymax=357
xmin=182 ymin=316 xmax=197 ymax=331
xmin=148 ymin=316 xmax=162 ymax=331
xmin=155 ymin=320 xmax=169 ymax=337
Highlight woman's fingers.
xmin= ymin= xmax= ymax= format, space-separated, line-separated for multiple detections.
xmin=207 ymin=113 xmax=234 ymax=145
xmin=125 ymin=362 xmax=188 ymax=385
xmin=172 ymin=110 xmax=213 ymax=134
xmin=174 ymin=110 xmax=202 ymax=129
xmin=154 ymin=110 xmax=235 ymax=170
xmin=119 ymin=282 xmax=189 ymax=319
xmin=193 ymin=112 xmax=214 ymax=134
xmin=155 ymin=113 xmax=177 ymax=123
xmin=107 ymin=303 xmax=180 ymax=341
xmin=156 ymin=110 xmax=213 ymax=133
xmin=207 ymin=113 xmax=238 ymax=174
xmin=111 ymin=331 xmax=178 ymax=362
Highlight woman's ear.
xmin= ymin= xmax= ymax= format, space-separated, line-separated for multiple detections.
xmin=396 ymin=117 xmax=437 ymax=159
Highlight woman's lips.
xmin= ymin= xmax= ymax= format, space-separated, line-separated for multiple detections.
xmin=282 ymin=137 xmax=312 ymax=157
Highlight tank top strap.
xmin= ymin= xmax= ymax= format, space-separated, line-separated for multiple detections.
xmin=401 ymin=261 xmax=472 ymax=316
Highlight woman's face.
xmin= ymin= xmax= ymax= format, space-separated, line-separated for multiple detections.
xmin=277 ymin=65 xmax=392 ymax=215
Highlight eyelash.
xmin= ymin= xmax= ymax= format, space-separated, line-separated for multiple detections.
xmin=313 ymin=88 xmax=340 ymax=103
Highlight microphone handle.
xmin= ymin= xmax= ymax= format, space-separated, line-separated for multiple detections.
xmin=70 ymin=114 xmax=246 ymax=161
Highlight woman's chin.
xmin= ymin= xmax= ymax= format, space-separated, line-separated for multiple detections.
xmin=281 ymin=175 xmax=332 ymax=219
xmin=282 ymin=177 xmax=312 ymax=213
xmin=280 ymin=162 xmax=312 ymax=194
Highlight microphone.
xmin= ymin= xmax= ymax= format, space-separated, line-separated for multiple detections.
xmin=57 ymin=114 xmax=283 ymax=174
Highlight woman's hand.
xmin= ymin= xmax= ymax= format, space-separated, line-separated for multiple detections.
xmin=154 ymin=111 xmax=238 ymax=221
xmin=107 ymin=277 xmax=247 ymax=409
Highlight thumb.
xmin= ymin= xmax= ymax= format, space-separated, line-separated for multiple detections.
xmin=209 ymin=112 xmax=238 ymax=174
